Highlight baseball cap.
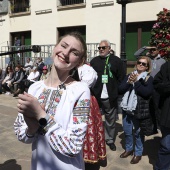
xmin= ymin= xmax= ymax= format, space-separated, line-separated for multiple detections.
xmin=43 ymin=66 xmax=47 ymax=70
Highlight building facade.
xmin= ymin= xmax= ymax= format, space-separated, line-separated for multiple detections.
xmin=0 ymin=0 xmax=169 ymax=68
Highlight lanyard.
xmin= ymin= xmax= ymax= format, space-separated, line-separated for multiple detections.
xmin=104 ymin=55 xmax=113 ymax=78
xmin=104 ymin=56 xmax=110 ymax=75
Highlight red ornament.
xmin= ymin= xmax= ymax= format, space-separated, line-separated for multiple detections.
xmin=163 ymin=8 xmax=168 ymax=13
xmin=161 ymin=43 xmax=166 ymax=47
xmin=155 ymin=34 xmax=159 ymax=38
xmin=166 ymin=34 xmax=170 ymax=40
xmin=159 ymin=34 xmax=163 ymax=38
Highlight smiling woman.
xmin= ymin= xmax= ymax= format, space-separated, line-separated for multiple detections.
xmin=14 ymin=32 xmax=90 ymax=170
xmin=135 ymin=56 xmax=151 ymax=74
xmin=119 ymin=55 xmax=157 ymax=164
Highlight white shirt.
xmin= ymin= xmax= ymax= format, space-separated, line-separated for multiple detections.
xmin=27 ymin=71 xmax=40 ymax=82
xmin=101 ymin=84 xmax=109 ymax=99
xmin=24 ymin=61 xmax=33 ymax=71
xmin=100 ymin=54 xmax=110 ymax=99
xmin=25 ymin=61 xmax=33 ymax=67
xmin=14 ymin=81 xmax=90 ymax=170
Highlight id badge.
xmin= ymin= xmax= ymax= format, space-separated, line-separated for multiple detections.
xmin=102 ymin=75 xmax=108 ymax=83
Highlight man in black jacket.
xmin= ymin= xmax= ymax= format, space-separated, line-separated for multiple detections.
xmin=153 ymin=61 xmax=170 ymax=170
xmin=90 ymin=40 xmax=125 ymax=151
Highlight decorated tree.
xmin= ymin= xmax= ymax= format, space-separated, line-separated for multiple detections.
xmin=148 ymin=8 xmax=170 ymax=60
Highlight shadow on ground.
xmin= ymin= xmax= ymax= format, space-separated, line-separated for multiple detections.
xmin=115 ymin=120 xmax=123 ymax=141
xmin=92 ymin=115 xmax=123 ymax=170
xmin=0 ymin=159 xmax=21 ymax=170
xmin=85 ymin=159 xmax=107 ymax=170
xmin=143 ymin=136 xmax=161 ymax=166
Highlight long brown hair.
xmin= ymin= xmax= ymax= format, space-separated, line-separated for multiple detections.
xmin=5 ymin=65 xmax=13 ymax=75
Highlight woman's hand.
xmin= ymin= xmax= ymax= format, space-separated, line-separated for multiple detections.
xmin=17 ymin=92 xmax=46 ymax=120
xmin=128 ymin=73 xmax=138 ymax=84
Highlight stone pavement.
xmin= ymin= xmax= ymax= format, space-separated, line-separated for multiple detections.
xmin=0 ymin=94 xmax=161 ymax=170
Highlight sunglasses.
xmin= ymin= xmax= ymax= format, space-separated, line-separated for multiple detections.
xmin=137 ymin=61 xmax=148 ymax=67
xmin=98 ymin=46 xmax=109 ymax=50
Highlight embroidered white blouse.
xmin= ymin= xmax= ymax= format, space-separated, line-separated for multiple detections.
xmin=14 ymin=81 xmax=90 ymax=170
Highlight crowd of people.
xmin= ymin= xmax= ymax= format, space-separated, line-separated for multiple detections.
xmin=0 ymin=31 xmax=169 ymax=170
xmin=0 ymin=57 xmax=49 ymax=97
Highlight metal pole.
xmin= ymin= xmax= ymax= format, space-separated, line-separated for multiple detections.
xmin=0 ymin=45 xmax=41 ymax=56
xmin=121 ymin=3 xmax=127 ymax=74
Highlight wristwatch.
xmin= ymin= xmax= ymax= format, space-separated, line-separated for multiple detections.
xmin=39 ymin=114 xmax=50 ymax=128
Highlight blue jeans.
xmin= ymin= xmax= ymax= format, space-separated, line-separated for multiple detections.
xmin=122 ymin=111 xmax=144 ymax=156
xmin=155 ymin=126 xmax=170 ymax=170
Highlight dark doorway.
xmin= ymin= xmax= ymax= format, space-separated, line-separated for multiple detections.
xmin=10 ymin=31 xmax=31 ymax=66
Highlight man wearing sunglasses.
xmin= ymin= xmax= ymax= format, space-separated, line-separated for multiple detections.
xmin=134 ymin=46 xmax=165 ymax=77
xmin=90 ymin=40 xmax=125 ymax=151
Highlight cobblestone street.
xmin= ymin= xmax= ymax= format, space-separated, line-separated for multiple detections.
xmin=0 ymin=94 xmax=161 ymax=170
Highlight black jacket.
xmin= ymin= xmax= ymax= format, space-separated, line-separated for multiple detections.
xmin=118 ymin=74 xmax=154 ymax=99
xmin=37 ymin=62 xmax=45 ymax=77
xmin=153 ymin=61 xmax=170 ymax=128
xmin=119 ymin=74 xmax=158 ymax=136
xmin=10 ymin=70 xmax=24 ymax=83
xmin=90 ymin=54 xmax=125 ymax=108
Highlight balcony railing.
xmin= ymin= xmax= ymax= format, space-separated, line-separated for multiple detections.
xmin=58 ymin=0 xmax=86 ymax=6
xmin=0 ymin=43 xmax=116 ymax=68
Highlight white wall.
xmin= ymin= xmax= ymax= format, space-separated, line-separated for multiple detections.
xmin=0 ymin=0 xmax=169 ymax=62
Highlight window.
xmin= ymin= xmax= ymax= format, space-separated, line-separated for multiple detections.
xmin=10 ymin=0 xmax=29 ymax=13
xmin=126 ymin=21 xmax=155 ymax=61
xmin=59 ymin=0 xmax=84 ymax=6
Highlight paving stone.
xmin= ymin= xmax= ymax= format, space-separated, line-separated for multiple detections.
xmin=0 ymin=94 xmax=162 ymax=170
